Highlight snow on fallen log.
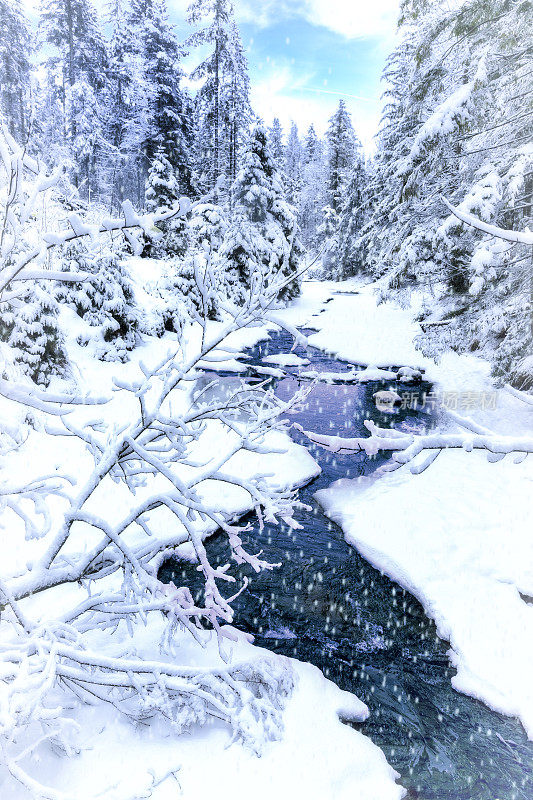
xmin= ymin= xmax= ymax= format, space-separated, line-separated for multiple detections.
xmin=299 ymin=365 xmax=397 ymax=384
xmin=294 ymin=419 xmax=533 ymax=471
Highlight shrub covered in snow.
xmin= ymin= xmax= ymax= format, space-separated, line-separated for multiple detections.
xmin=56 ymin=243 xmax=141 ymax=361
xmin=0 ymin=282 xmax=66 ymax=384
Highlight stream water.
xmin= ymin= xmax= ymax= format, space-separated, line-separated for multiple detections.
xmin=159 ymin=305 xmax=533 ymax=799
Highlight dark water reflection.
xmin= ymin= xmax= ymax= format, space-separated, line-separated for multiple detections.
xmin=160 ymin=325 xmax=533 ymax=799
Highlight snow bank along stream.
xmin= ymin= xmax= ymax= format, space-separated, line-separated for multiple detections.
xmin=160 ymin=315 xmax=533 ymax=800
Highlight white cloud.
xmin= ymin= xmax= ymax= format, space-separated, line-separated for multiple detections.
xmin=173 ymin=0 xmax=399 ymax=39
xmin=233 ymin=0 xmax=399 ymax=39
xmin=303 ymin=0 xmax=400 ymax=39
xmin=23 ymin=0 xmax=400 ymax=40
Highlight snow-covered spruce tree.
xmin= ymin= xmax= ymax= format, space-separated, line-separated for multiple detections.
xmin=222 ymin=124 xmax=303 ymax=304
xmin=103 ymin=3 xmax=139 ymax=210
xmin=303 ymin=124 xmax=321 ymax=165
xmin=317 ymin=205 xmax=339 ymax=277
xmin=144 ymin=204 xmax=227 ymax=330
xmin=224 ymin=19 xmax=252 ymax=184
xmin=360 ymin=0 xmax=532 ymax=386
xmin=127 ymin=0 xmax=193 ymax=197
xmin=299 ymin=125 xmax=328 ymax=252
xmin=334 ymin=152 xmax=367 ymax=279
xmin=321 ymin=114 xmax=365 ymax=278
xmin=268 ymin=116 xmax=285 ymax=171
xmin=142 ymin=256 xmax=191 ymax=336
xmin=0 ymin=0 xmax=31 ymax=143
xmin=181 ymin=203 xmax=228 ymax=319
xmin=32 ymin=58 xmax=71 ymax=172
xmin=56 ymin=242 xmax=141 ymax=361
xmin=270 ymin=185 xmax=306 ymax=303
xmin=66 ymin=76 xmax=107 ymax=202
xmin=0 ymin=121 xmax=67 ymax=385
xmin=187 ymin=0 xmax=252 ymax=195
xmin=39 ymin=0 xmax=108 ymax=197
xmin=284 ymin=122 xmax=303 ymax=206
xmin=0 ymin=283 xmax=66 ymax=385
xmin=352 ymin=34 xmax=422 ymax=284
xmin=142 ymin=147 xmax=188 ymax=258
xmin=0 ymin=130 xmax=308 ymax=798
xmin=174 ymin=203 xmax=228 ymax=321
xmin=325 ymin=100 xmax=359 ymax=215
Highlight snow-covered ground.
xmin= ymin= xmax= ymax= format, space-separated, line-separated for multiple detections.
xmin=300 ymin=279 xmax=533 ymax=739
xmin=4 ymin=618 xmax=402 ymax=800
xmin=304 ymin=280 xmax=436 ymax=372
xmin=0 ymin=274 xmax=406 ymax=800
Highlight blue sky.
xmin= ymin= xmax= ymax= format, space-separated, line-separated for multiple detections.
xmin=175 ymin=0 xmax=401 ymax=151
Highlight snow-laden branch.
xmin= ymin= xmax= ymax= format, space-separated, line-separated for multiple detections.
xmin=441 ymin=196 xmax=533 ymax=245
xmin=0 ymin=200 xmax=191 ymax=293
xmin=0 ymin=120 xmax=318 ymax=796
xmin=294 ymin=417 xmax=532 ymax=474
xmin=0 ymin=208 xmax=311 ymax=797
xmin=0 ymin=123 xmax=192 ymax=294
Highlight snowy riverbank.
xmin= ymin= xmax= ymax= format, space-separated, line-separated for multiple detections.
xmin=301 ymin=279 xmax=533 ymax=739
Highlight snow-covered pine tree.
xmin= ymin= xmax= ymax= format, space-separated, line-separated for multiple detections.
xmin=361 ymin=0 xmax=532 ymax=386
xmin=299 ymin=124 xmax=327 ymax=251
xmin=333 ymin=147 xmax=366 ymax=279
xmin=39 ymin=0 xmax=108 ymax=196
xmin=174 ymin=205 xmax=227 ymax=321
xmin=222 ymin=124 xmax=303 ymax=303
xmin=126 ymin=0 xmax=193 ymax=198
xmin=145 ymin=148 xmax=179 ymax=215
xmin=142 ymin=147 xmax=182 ymax=257
xmin=103 ymin=2 xmax=137 ymax=210
xmin=187 ymin=0 xmax=252 ymax=195
xmin=317 ymin=205 xmax=339 ymax=277
xmin=268 ymin=117 xmax=285 ymax=171
xmin=326 ymin=100 xmax=358 ymax=215
xmin=33 ymin=61 xmax=67 ymax=170
xmin=56 ymin=243 xmax=140 ymax=362
xmin=66 ymin=77 xmax=106 ymax=202
xmin=224 ymin=19 xmax=252 ymax=184
xmin=269 ymin=175 xmax=305 ymax=302
xmin=284 ymin=122 xmax=303 ymax=206
xmin=0 ymin=0 xmax=31 ymax=143
xmin=304 ymin=124 xmax=322 ymax=166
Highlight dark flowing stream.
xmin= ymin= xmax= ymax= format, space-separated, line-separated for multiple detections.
xmin=160 ymin=305 xmax=533 ymax=799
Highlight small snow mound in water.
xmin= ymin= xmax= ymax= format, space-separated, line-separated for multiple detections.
xmin=356 ymin=365 xmax=397 ymax=382
xmin=396 ymin=366 xmax=423 ymax=383
xmin=251 ymin=364 xmax=285 ymax=378
xmin=263 ymin=353 xmax=311 ymax=367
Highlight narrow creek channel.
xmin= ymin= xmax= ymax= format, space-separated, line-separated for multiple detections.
xmin=159 ymin=306 xmax=533 ymax=799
